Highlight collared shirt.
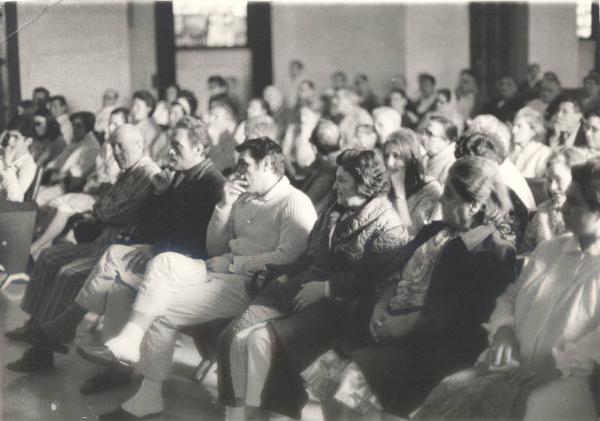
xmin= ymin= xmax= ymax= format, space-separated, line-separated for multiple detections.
xmin=485 ymin=233 xmax=600 ymax=375
xmin=499 ymin=159 xmax=536 ymax=210
xmin=206 ymin=176 xmax=317 ymax=275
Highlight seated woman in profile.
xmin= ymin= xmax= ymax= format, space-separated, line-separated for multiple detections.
xmin=216 ymin=149 xmax=409 ymax=421
xmin=383 ymin=129 xmax=442 ymax=236
xmin=304 ymin=157 xmax=516 ymax=421
xmin=415 ymin=158 xmax=600 ymax=421
xmin=520 ymin=147 xmax=587 ymax=254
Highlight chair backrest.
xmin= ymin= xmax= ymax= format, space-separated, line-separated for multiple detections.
xmin=23 ymin=165 xmax=43 ymax=202
xmin=0 ymin=200 xmax=37 ymax=274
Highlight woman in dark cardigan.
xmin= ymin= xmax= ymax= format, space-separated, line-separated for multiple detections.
xmin=217 ymin=149 xmax=409 ymax=421
xmin=306 ymin=156 xmax=517 ymax=420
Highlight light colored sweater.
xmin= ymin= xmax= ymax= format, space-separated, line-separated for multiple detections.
xmin=207 ymin=176 xmax=317 ymax=275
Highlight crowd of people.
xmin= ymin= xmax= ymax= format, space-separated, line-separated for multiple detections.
xmin=2 ymin=60 xmax=600 ymax=421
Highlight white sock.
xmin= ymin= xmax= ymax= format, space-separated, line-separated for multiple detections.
xmin=225 ymin=406 xmax=246 ymax=421
xmin=122 ymin=378 xmax=164 ymax=417
xmin=105 ymin=322 xmax=144 ymax=363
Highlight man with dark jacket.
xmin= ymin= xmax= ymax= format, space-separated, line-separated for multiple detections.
xmin=12 ymin=117 xmax=225 ymax=394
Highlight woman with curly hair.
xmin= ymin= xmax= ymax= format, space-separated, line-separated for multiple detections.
xmin=217 ymin=149 xmax=409 ymax=421
xmin=305 ymin=157 xmax=516 ymax=421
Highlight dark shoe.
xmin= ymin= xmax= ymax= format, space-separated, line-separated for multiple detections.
xmin=76 ymin=345 xmax=134 ymax=374
xmin=4 ymin=323 xmax=36 ymax=341
xmin=80 ymin=369 xmax=133 ymax=395
xmin=20 ymin=326 xmax=69 ymax=354
xmin=98 ymin=407 xmax=161 ymax=420
xmin=6 ymin=347 xmax=54 ymax=373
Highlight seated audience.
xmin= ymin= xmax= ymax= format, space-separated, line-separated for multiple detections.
xmin=131 ymin=90 xmax=168 ymax=166
xmin=384 ymin=129 xmax=442 ymax=235
xmin=510 ymin=107 xmax=552 ymax=178
xmin=17 ymin=99 xmax=35 ymax=117
xmin=29 ymin=108 xmax=128 ymax=259
xmin=520 ymin=147 xmax=587 ymax=254
xmin=36 ymin=111 xmax=100 ymax=206
xmin=548 ymin=97 xmax=587 ymax=149
xmin=152 ymin=84 xmax=179 ymax=127
xmin=386 ymin=88 xmax=415 ymax=129
xmin=301 ymin=119 xmax=342 ymax=214
xmin=354 ymin=73 xmax=380 ymax=113
xmin=263 ymin=85 xmax=290 ymax=141
xmin=282 ymin=96 xmax=321 ymax=183
xmin=353 ymin=124 xmax=378 ymax=150
xmin=208 ymin=101 xmax=238 ymax=173
xmin=217 ymin=149 xmax=408 ymax=421
xmin=32 ymin=86 xmax=50 ymax=112
xmin=178 ymin=89 xmax=198 ymax=116
xmin=454 ymin=68 xmax=480 ymax=120
xmin=416 ymin=159 xmax=600 ymax=420
xmin=372 ymin=106 xmax=401 ymax=147
xmin=482 ymin=75 xmax=524 ymax=123
xmin=529 ymin=76 xmax=566 ymax=123
xmin=208 ymin=75 xmax=241 ymax=119
xmin=455 ymin=130 xmax=532 ymax=248
xmin=410 ymin=73 xmax=437 ymax=123
xmin=584 ymin=108 xmax=600 ymax=157
xmin=0 ymin=116 xmax=37 ymax=201
xmin=95 ymin=89 xmax=119 ymax=137
xmin=15 ymin=117 xmax=226 ymax=393
xmin=30 ymin=109 xmax=66 ymax=167
xmin=420 ymin=115 xmax=458 ymax=185
xmin=290 ymin=157 xmax=514 ymax=420
xmin=244 ymin=115 xmax=278 ymax=141
xmin=427 ymin=88 xmax=465 ymax=134
xmin=167 ymin=97 xmax=191 ymax=129
xmin=518 ymin=63 xmax=542 ymax=102
xmin=467 ymin=114 xmax=536 ymax=211
xmin=330 ymin=88 xmax=373 ymax=149
xmin=580 ymin=72 xmax=600 ymax=114
xmin=234 ymin=98 xmax=270 ymax=145
xmin=6 ymin=124 xmax=160 ymax=373
xmin=75 ymin=138 xmax=317 ymax=419
xmin=49 ymin=95 xmax=74 ymax=145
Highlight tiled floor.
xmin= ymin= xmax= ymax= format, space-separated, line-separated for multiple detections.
xmin=0 ymin=283 xmax=323 ymax=421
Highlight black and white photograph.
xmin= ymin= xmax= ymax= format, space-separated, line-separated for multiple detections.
xmin=0 ymin=0 xmax=599 ymax=420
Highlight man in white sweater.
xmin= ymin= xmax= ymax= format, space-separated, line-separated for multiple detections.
xmin=78 ymin=137 xmax=317 ymax=420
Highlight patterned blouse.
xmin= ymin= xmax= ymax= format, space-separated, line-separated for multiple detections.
xmin=520 ymin=199 xmax=566 ymax=254
xmin=388 ymin=227 xmax=458 ymax=312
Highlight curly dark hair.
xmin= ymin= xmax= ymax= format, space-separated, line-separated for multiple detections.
xmin=175 ymin=116 xmax=210 ymax=149
xmin=571 ymin=159 xmax=600 ymax=212
xmin=336 ymin=149 xmax=389 ymax=199
xmin=455 ymin=130 xmax=507 ymax=164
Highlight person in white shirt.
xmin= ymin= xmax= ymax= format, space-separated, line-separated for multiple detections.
xmin=49 ymin=95 xmax=73 ymax=145
xmin=510 ymin=107 xmax=552 ymax=178
xmin=95 ymin=89 xmax=119 ymax=137
xmin=0 ymin=116 xmax=37 ymax=201
xmin=481 ymin=159 xmax=600 ymax=420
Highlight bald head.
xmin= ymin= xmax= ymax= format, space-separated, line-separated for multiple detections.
xmin=110 ymin=124 xmax=145 ymax=169
xmin=372 ymin=106 xmax=401 ymax=145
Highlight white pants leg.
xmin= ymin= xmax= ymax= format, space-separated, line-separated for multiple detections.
xmin=75 ymin=244 xmax=143 ymax=313
xmin=133 ymin=253 xmax=252 ymax=381
xmin=230 ymin=322 xmax=268 ymax=401
xmin=523 ymin=375 xmax=596 ymax=420
xmin=245 ymin=326 xmax=273 ymax=407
